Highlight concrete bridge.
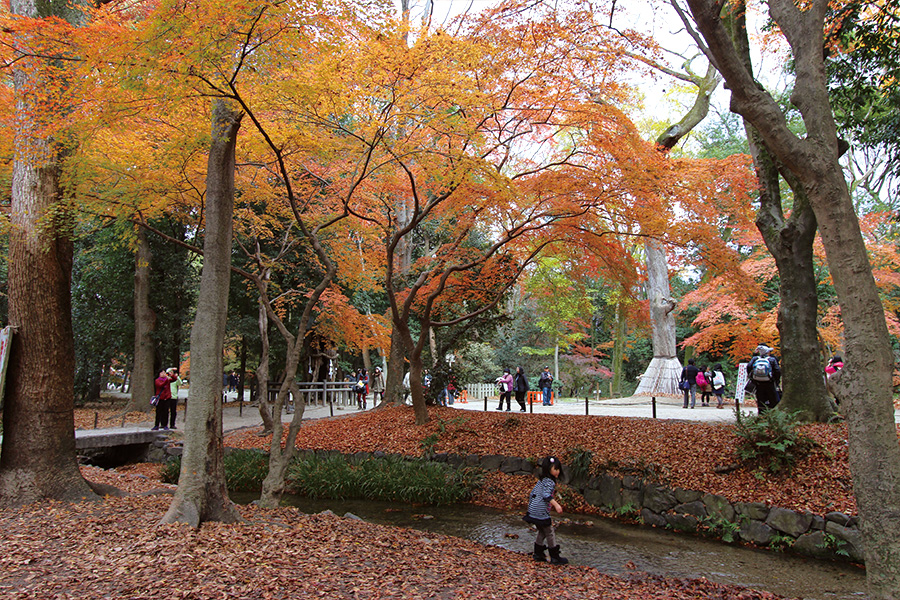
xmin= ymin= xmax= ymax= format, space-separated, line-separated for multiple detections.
xmin=75 ymin=427 xmax=170 ymax=467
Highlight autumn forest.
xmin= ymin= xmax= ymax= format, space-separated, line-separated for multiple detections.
xmin=1 ymin=0 xmax=900 ymax=598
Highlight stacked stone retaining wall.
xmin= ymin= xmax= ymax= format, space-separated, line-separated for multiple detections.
xmin=290 ymin=448 xmax=864 ymax=564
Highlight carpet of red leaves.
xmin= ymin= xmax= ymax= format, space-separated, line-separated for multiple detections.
xmin=1 ymin=494 xmax=788 ymax=599
xmin=226 ymin=405 xmax=857 ymax=516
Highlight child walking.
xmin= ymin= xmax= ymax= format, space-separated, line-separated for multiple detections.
xmin=523 ymin=456 xmax=568 ymax=565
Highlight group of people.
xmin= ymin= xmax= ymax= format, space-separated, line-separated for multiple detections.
xmin=153 ymin=367 xmax=183 ymax=431
xmin=681 ymin=344 xmax=843 ymax=414
xmin=678 ymin=359 xmax=726 ymax=409
xmin=495 ymin=366 xmax=554 ymax=412
xmin=352 ymin=367 xmax=385 ymax=410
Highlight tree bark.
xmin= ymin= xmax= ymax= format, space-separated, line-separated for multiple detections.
xmin=0 ymin=0 xmax=97 ymax=506
xmin=126 ymin=225 xmax=156 ymax=412
xmin=727 ymin=2 xmax=833 ymax=422
xmin=686 ymin=0 xmax=900 ymax=594
xmin=634 ymin=239 xmax=682 ymax=395
xmin=162 ymin=100 xmax=243 ymax=526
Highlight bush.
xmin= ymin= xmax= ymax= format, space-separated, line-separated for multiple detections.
xmin=159 ymin=449 xmax=270 ymax=492
xmin=565 ymin=446 xmax=593 ymax=482
xmin=286 ymin=454 xmax=483 ymax=505
xmin=733 ymin=410 xmax=817 ymax=475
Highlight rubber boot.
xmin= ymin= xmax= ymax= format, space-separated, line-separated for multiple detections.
xmin=532 ymin=543 xmax=547 ymax=562
xmin=548 ymin=545 xmax=569 ymax=565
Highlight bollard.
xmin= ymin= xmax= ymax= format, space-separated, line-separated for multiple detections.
xmin=585 ymin=396 xmax=588 ymax=416
xmin=329 ymin=397 xmax=334 ymax=417
xmin=530 ymin=395 xmax=533 ymax=414
xmin=94 ymin=412 xmax=99 ymax=429
xmin=652 ymin=396 xmax=657 ymax=419
xmin=484 ymin=396 xmax=488 ymax=411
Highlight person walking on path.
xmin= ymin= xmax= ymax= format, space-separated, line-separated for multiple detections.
xmin=711 ymin=363 xmax=726 ymax=409
xmin=496 ymin=368 xmax=514 ymax=411
xmin=679 ymin=358 xmax=700 ymax=409
xmin=166 ymin=367 xmax=183 ymax=429
xmin=354 ymin=368 xmax=368 ymax=410
xmin=538 ymin=366 xmax=553 ymax=406
xmin=747 ymin=344 xmax=781 ymax=413
xmin=513 ymin=366 xmax=529 ymax=412
xmin=370 ymin=367 xmax=385 ymax=405
xmin=152 ymin=369 xmax=174 ymax=431
xmin=524 ymin=456 xmax=569 ymax=565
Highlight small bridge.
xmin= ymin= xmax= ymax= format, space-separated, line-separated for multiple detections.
xmin=75 ymin=427 xmax=168 ymax=468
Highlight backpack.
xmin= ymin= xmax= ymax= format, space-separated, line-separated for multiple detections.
xmin=695 ymin=371 xmax=708 ymax=387
xmin=751 ymin=357 xmax=772 ymax=381
xmin=712 ymin=371 xmax=725 ymax=389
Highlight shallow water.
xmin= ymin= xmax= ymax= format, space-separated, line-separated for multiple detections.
xmin=233 ymin=494 xmax=866 ymax=600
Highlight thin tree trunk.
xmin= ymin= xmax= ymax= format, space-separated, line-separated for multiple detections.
xmin=611 ymin=300 xmax=626 ymax=397
xmin=0 ymin=0 xmax=95 ymax=504
xmin=162 ymin=99 xmax=243 ymax=526
xmin=256 ymin=292 xmax=274 ymax=434
xmin=127 ymin=225 xmax=156 ymax=412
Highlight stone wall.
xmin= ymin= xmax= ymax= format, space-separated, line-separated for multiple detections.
xmin=340 ymin=449 xmax=864 ymax=564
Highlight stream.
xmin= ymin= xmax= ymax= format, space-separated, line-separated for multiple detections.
xmin=233 ymin=494 xmax=866 ymax=599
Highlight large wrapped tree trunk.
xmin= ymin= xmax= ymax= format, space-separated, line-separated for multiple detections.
xmin=0 ymin=0 xmax=96 ymax=505
xmin=162 ymin=100 xmax=242 ymax=526
xmin=634 ymin=239 xmax=681 ymax=396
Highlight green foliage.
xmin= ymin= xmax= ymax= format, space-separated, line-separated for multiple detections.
xmin=700 ymin=516 xmax=741 ymax=543
xmin=768 ymin=533 xmax=795 ymax=552
xmin=287 ymin=454 xmax=483 ymax=505
xmin=419 ymin=433 xmax=440 ymax=456
xmin=160 ymin=449 xmax=270 ymax=492
xmin=733 ymin=409 xmax=818 ymax=475
xmin=820 ymin=532 xmax=851 ymax=557
xmin=616 ymin=502 xmax=639 ymax=518
xmin=565 ymin=446 xmax=593 ymax=482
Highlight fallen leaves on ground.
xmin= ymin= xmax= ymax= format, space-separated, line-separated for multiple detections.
xmin=226 ymin=406 xmax=856 ymax=515
xmin=74 ymin=406 xmax=149 ymax=429
xmin=0 ymin=495 xmax=790 ymax=600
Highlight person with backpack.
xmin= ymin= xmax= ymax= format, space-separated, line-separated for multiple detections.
xmin=538 ymin=366 xmax=554 ymax=406
xmin=747 ymin=344 xmax=781 ymax=413
xmin=679 ymin=358 xmax=700 ymax=409
xmin=696 ymin=366 xmax=714 ymax=407
xmin=711 ymin=363 xmax=726 ymax=409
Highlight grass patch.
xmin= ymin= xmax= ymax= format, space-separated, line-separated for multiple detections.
xmin=287 ymin=454 xmax=483 ymax=505
xmin=160 ymin=449 xmax=269 ymax=492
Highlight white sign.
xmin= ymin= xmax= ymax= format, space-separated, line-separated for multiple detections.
xmin=734 ymin=362 xmax=749 ymax=404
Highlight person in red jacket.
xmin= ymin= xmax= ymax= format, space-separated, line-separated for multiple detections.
xmin=152 ymin=369 xmax=174 ymax=431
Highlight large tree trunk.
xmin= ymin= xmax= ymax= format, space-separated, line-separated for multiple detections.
xmin=0 ymin=0 xmax=97 ymax=506
xmin=728 ymin=4 xmax=833 ymax=422
xmin=162 ymin=100 xmax=243 ymax=526
xmin=384 ymin=327 xmax=407 ymax=406
xmin=634 ymin=239 xmax=681 ymax=395
xmin=686 ymin=0 xmax=900 ymax=594
xmin=747 ymin=134 xmax=833 ymax=420
xmin=126 ymin=225 xmax=156 ymax=412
